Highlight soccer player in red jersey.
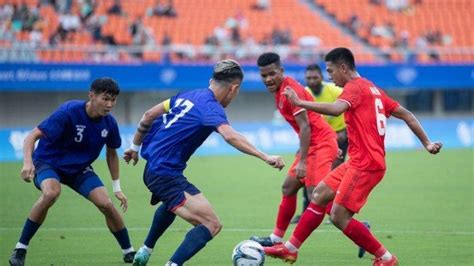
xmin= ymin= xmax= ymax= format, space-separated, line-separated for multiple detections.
xmin=250 ymin=52 xmax=339 ymax=247
xmin=264 ymin=47 xmax=442 ymax=265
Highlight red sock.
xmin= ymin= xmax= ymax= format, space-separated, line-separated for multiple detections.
xmin=343 ymin=218 xmax=386 ymax=257
xmin=325 ymin=201 xmax=333 ymax=215
xmin=289 ymin=202 xmax=326 ymax=248
xmin=273 ymin=194 xmax=297 ymax=237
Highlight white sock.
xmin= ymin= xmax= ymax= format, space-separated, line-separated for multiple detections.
xmin=15 ymin=242 xmax=28 ymax=250
xmin=165 ymin=261 xmax=178 ymax=266
xmin=380 ymin=251 xmax=393 ymax=261
xmin=284 ymin=241 xmax=298 ymax=253
xmin=270 ymin=233 xmax=283 ymax=243
xmin=143 ymin=245 xmax=153 ymax=254
xmin=122 ymin=247 xmax=135 ymax=254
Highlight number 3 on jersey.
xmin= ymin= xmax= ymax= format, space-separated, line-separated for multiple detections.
xmin=163 ymin=98 xmax=194 ymax=128
xmin=374 ymin=98 xmax=386 ymax=136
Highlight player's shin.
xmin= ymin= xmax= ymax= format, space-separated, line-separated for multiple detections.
xmin=169 ymin=224 xmax=213 ymax=264
xmin=144 ymin=204 xmax=177 ymax=249
xmin=274 ymin=194 xmax=297 ymax=239
xmin=342 ymin=218 xmax=387 ymax=257
xmin=287 ymin=202 xmax=326 ymax=251
xmin=111 ymin=227 xmax=134 ymax=253
xmin=17 ymin=218 xmax=42 ymax=249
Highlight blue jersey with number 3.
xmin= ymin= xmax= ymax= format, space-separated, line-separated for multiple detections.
xmin=141 ymin=88 xmax=228 ymax=176
xmin=33 ymin=100 xmax=121 ymax=175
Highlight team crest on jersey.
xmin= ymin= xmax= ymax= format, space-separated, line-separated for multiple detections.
xmin=101 ymin=129 xmax=108 ymax=138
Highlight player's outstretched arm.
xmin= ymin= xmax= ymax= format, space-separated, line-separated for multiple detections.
xmin=391 ymin=106 xmax=442 ymax=154
xmin=20 ymin=127 xmax=43 ymax=182
xmin=217 ymin=124 xmax=285 ymax=170
xmin=107 ymin=147 xmax=128 ymax=212
xmin=283 ymin=87 xmax=348 ymax=116
xmin=124 ymin=100 xmax=169 ymax=165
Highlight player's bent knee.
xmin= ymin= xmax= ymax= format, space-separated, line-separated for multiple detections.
xmin=329 ymin=208 xmax=351 ymax=230
xmin=311 ymin=190 xmax=328 ymax=205
xmin=41 ymin=190 xmax=61 ymax=205
xmin=96 ymin=199 xmax=115 ymax=213
xmin=329 ymin=213 xmax=341 ymax=226
xmin=203 ymin=219 xmax=222 ymax=236
xmin=198 ymin=214 xmax=222 ymax=236
xmin=281 ymin=179 xmax=300 ymax=196
xmin=311 ymin=184 xmax=334 ymax=205
xmin=281 ymin=186 xmax=292 ymax=196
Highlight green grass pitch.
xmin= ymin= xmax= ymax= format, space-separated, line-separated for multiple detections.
xmin=1 ymin=149 xmax=473 ymax=265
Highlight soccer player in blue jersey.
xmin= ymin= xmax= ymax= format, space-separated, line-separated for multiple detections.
xmin=9 ymin=78 xmax=136 ymax=266
xmin=123 ymin=59 xmax=285 ymax=266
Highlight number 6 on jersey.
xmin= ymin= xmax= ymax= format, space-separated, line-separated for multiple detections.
xmin=374 ymin=98 xmax=386 ymax=136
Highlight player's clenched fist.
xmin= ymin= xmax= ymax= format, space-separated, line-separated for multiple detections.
xmin=265 ymin=155 xmax=285 ymax=170
xmin=20 ymin=161 xmax=35 ymax=182
xmin=283 ymin=87 xmax=301 ymax=106
xmin=123 ymin=149 xmax=139 ymax=165
xmin=425 ymin=141 xmax=442 ymax=154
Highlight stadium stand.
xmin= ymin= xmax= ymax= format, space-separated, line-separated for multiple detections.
xmin=0 ymin=0 xmax=472 ymax=63
xmin=314 ymin=0 xmax=474 ymax=62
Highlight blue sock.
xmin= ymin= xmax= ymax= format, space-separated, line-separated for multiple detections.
xmin=144 ymin=204 xmax=176 ymax=248
xmin=169 ymin=224 xmax=213 ymax=264
xmin=112 ymin=227 xmax=132 ymax=250
xmin=18 ymin=218 xmax=41 ymax=246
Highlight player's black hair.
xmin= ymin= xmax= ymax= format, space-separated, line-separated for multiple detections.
xmin=306 ymin=64 xmax=322 ymax=75
xmin=212 ymin=59 xmax=244 ymax=83
xmin=90 ymin=77 xmax=120 ymax=96
xmin=324 ymin=47 xmax=356 ymax=70
xmin=257 ymin=52 xmax=281 ymax=67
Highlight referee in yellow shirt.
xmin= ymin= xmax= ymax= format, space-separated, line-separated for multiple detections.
xmin=305 ymin=64 xmax=348 ymax=167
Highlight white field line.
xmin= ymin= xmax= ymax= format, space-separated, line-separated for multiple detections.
xmin=0 ymin=227 xmax=473 ymax=235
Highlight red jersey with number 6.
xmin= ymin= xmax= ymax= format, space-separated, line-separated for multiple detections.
xmin=338 ymin=77 xmax=399 ymax=170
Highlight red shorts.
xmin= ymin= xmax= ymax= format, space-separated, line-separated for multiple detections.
xmin=288 ymin=139 xmax=338 ymax=187
xmin=323 ymin=162 xmax=385 ymax=213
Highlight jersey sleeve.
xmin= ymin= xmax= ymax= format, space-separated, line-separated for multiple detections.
xmin=382 ymin=93 xmax=400 ymax=117
xmin=338 ymin=83 xmax=361 ymax=109
xmin=106 ymin=118 xmax=122 ymax=149
xmin=37 ymin=109 xmax=69 ymax=142
xmin=202 ymin=102 xmax=229 ymax=128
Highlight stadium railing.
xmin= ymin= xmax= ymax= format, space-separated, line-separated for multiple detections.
xmin=1 ymin=44 xmax=474 ymax=64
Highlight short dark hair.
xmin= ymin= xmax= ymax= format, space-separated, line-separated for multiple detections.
xmin=90 ymin=77 xmax=120 ymax=96
xmin=257 ymin=52 xmax=281 ymax=67
xmin=212 ymin=59 xmax=244 ymax=83
xmin=306 ymin=64 xmax=322 ymax=75
xmin=324 ymin=47 xmax=356 ymax=70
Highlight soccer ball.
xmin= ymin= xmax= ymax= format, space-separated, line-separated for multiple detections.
xmin=231 ymin=240 xmax=265 ymax=266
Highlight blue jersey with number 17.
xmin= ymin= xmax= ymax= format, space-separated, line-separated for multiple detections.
xmin=141 ymin=88 xmax=228 ymax=177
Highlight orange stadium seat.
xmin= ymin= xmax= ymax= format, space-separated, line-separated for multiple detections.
xmin=315 ymin=0 xmax=473 ymax=62
xmin=2 ymin=0 xmax=471 ymax=63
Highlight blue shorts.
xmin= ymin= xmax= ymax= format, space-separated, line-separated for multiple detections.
xmin=144 ymin=164 xmax=200 ymax=211
xmin=33 ymin=162 xmax=104 ymax=198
